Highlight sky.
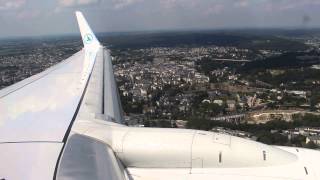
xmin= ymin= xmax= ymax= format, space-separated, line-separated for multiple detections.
xmin=0 ymin=0 xmax=320 ymax=37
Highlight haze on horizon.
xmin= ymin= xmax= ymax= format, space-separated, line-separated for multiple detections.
xmin=0 ymin=0 xmax=320 ymax=38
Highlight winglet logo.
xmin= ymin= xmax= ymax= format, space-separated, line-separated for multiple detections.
xmin=84 ymin=34 xmax=94 ymax=44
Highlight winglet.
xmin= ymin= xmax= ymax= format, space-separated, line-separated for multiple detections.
xmin=76 ymin=11 xmax=101 ymax=50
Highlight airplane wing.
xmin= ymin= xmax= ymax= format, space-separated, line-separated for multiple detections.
xmin=0 ymin=11 xmax=126 ymax=180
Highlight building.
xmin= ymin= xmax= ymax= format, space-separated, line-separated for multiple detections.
xmin=306 ymin=136 xmax=320 ymax=145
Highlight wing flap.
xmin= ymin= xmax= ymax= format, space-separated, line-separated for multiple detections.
xmin=57 ymin=134 xmax=127 ymax=180
xmin=103 ymin=50 xmax=125 ymax=123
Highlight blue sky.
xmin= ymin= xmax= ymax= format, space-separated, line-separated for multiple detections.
xmin=0 ymin=0 xmax=320 ymax=37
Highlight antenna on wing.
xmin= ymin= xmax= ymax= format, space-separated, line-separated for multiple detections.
xmin=76 ymin=11 xmax=101 ymax=50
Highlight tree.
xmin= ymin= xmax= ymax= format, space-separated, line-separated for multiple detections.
xmin=256 ymin=131 xmax=288 ymax=145
xmin=310 ymin=91 xmax=320 ymax=111
xmin=290 ymin=135 xmax=306 ymax=147
xmin=305 ymin=141 xmax=319 ymax=149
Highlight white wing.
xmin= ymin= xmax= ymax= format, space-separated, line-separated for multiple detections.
xmin=0 ymin=11 xmax=125 ymax=180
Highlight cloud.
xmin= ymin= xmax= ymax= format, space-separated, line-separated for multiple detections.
xmin=16 ymin=10 xmax=40 ymax=20
xmin=58 ymin=0 xmax=100 ymax=7
xmin=112 ymin=0 xmax=144 ymax=9
xmin=257 ymin=0 xmax=320 ymax=12
xmin=204 ymin=4 xmax=225 ymax=15
xmin=0 ymin=0 xmax=26 ymax=10
xmin=1 ymin=0 xmax=320 ymax=37
xmin=234 ymin=0 xmax=249 ymax=8
xmin=302 ymin=14 xmax=311 ymax=26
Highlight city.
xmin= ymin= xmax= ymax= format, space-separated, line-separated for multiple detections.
xmin=2 ymin=1 xmax=320 ymax=179
xmin=1 ymin=30 xmax=320 ymax=149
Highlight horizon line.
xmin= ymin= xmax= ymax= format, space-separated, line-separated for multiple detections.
xmin=2 ymin=26 xmax=320 ymax=40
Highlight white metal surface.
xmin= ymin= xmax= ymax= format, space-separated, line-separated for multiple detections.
xmin=57 ymin=134 xmax=127 ymax=180
xmin=0 ymin=12 xmax=101 ymax=143
xmin=103 ymin=50 xmax=125 ymax=123
xmin=73 ymin=123 xmax=299 ymax=169
xmin=128 ymin=146 xmax=320 ymax=180
xmin=72 ymin=117 xmax=320 ymax=179
xmin=191 ymin=131 xmax=297 ymax=168
xmin=76 ymin=11 xmax=100 ymax=51
xmin=121 ymin=128 xmax=194 ymax=168
xmin=0 ymin=50 xmax=86 ymax=142
xmin=0 ymin=142 xmax=63 ymax=180
xmin=0 ymin=11 xmax=105 ymax=180
xmin=75 ymin=47 xmax=125 ymax=124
